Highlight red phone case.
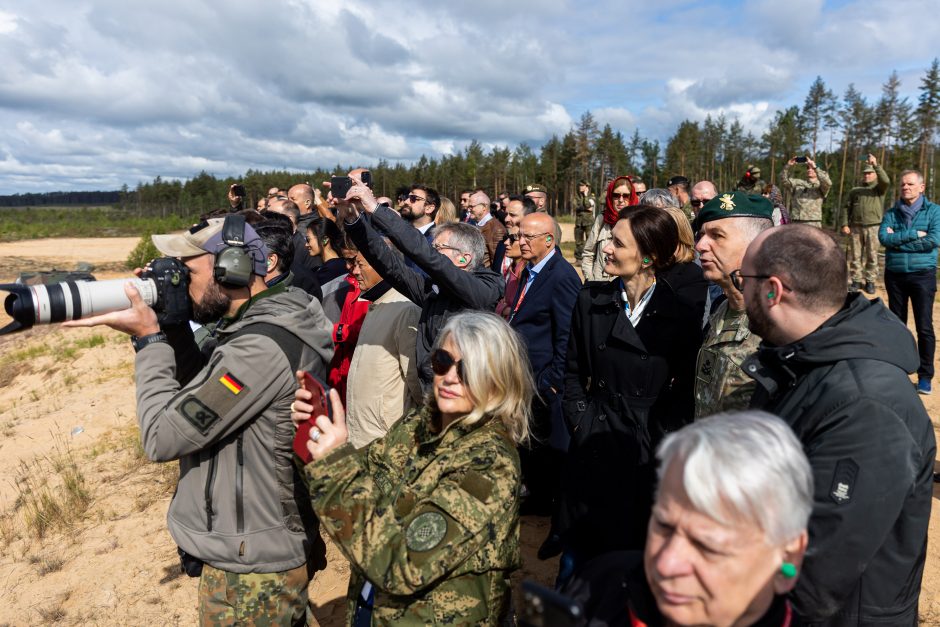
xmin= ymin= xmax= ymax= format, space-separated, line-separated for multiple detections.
xmin=292 ymin=372 xmax=332 ymax=464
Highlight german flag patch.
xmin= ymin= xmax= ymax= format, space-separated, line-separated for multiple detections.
xmin=219 ymin=372 xmax=245 ymax=395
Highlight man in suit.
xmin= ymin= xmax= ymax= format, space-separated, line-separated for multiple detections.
xmin=469 ymin=189 xmax=506 ymax=267
xmin=510 ymin=212 xmax=581 ymax=514
xmin=399 ymin=184 xmax=440 ymax=278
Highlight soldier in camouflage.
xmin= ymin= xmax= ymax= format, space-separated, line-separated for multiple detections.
xmin=692 ymin=191 xmax=775 ymax=418
xmin=573 ymin=180 xmax=597 ymax=261
xmin=780 ymin=156 xmax=831 ymax=228
xmin=840 ymin=153 xmax=890 ymax=294
xmin=736 ymin=165 xmax=766 ymax=195
xmin=294 ymin=312 xmax=534 ymax=626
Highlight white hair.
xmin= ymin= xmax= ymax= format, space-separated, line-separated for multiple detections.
xmin=639 ymin=188 xmax=679 ymax=209
xmin=656 ymin=410 xmax=813 ymax=545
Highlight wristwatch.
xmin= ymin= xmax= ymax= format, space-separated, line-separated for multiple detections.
xmin=131 ymin=331 xmax=168 ymax=353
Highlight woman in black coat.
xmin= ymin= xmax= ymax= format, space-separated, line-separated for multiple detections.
xmin=556 ymin=205 xmax=707 ymax=573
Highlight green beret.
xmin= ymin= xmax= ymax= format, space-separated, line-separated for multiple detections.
xmin=695 ymin=191 xmax=774 ymax=229
xmin=524 ymin=183 xmax=547 ymax=194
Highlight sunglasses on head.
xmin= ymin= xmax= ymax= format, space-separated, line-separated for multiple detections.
xmin=431 ymin=348 xmax=463 ymax=381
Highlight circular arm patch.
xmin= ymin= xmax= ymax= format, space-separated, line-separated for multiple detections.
xmin=405 ymin=511 xmax=448 ymax=552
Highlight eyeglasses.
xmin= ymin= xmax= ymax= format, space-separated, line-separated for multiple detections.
xmin=433 ymin=242 xmax=463 ymax=254
xmin=406 ymin=194 xmax=427 ymax=203
xmin=518 ymin=232 xmax=550 ymax=241
xmin=729 ymin=269 xmax=792 ymax=294
xmin=611 ymin=193 xmax=631 ymax=201
xmin=505 ymin=233 xmax=518 ymax=244
xmin=690 ymin=198 xmax=712 ymax=208
xmin=431 ymin=348 xmax=463 ymax=381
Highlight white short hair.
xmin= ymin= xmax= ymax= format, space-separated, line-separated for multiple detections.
xmin=656 ymin=411 xmax=813 ymax=545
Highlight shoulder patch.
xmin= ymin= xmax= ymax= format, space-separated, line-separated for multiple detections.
xmin=829 ymin=458 xmax=859 ymax=505
xmin=405 ymin=511 xmax=448 ymax=552
xmin=178 ymin=395 xmax=220 ymax=434
xmin=460 ymin=469 xmax=494 ymax=503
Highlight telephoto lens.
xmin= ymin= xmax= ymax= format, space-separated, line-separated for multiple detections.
xmin=1 ymin=278 xmax=160 ymax=335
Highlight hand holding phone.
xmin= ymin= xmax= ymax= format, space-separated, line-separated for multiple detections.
xmin=292 ymin=372 xmax=332 ymax=464
xmin=794 ymin=156 xmax=808 ymax=164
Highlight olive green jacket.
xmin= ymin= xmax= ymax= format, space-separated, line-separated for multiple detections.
xmin=840 ymin=166 xmax=890 ymax=227
xmin=780 ymin=165 xmax=831 ymax=222
xmin=304 ymin=406 xmax=521 ymax=625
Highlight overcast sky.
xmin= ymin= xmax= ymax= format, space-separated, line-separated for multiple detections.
xmin=0 ymin=0 xmax=937 ymax=194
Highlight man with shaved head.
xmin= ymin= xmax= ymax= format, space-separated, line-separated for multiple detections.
xmin=469 ymin=189 xmax=506 ymax=267
xmin=690 ymin=180 xmax=717 ymax=218
xmin=510 ymin=211 xmax=581 ymax=517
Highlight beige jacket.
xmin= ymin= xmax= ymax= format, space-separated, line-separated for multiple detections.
xmin=345 ymin=286 xmax=423 ymax=448
xmin=580 ymin=215 xmax=613 ymax=281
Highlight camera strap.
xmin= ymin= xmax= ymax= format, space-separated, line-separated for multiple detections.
xmin=219 ymin=322 xmax=304 ymax=373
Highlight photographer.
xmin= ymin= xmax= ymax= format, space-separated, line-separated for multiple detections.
xmin=66 ymin=216 xmax=333 ymax=624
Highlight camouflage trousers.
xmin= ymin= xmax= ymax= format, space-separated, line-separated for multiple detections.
xmin=792 ymin=219 xmax=822 ymax=229
xmin=198 ymin=562 xmax=312 ymax=627
xmin=848 ymin=225 xmax=880 ymax=283
xmin=574 ymin=212 xmax=595 ymax=260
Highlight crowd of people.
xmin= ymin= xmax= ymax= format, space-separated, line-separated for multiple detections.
xmin=65 ymin=160 xmax=939 ymax=626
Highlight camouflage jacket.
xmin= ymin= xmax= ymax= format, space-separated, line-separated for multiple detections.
xmin=575 ymin=193 xmax=597 ymax=215
xmin=304 ymin=406 xmax=521 ymax=625
xmin=694 ymin=300 xmax=760 ymax=419
xmin=780 ymin=165 xmax=831 ymax=222
xmin=736 ymin=178 xmax=766 ymax=195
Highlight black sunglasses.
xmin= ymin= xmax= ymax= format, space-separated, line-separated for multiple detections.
xmin=691 ymin=198 xmax=712 ymax=208
xmin=431 ymin=349 xmax=463 ymax=381
xmin=505 ymin=233 xmax=518 ymax=244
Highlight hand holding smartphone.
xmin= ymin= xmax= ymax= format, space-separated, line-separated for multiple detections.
xmin=292 ymin=372 xmax=332 ymax=464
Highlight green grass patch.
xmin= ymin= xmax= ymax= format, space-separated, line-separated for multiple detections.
xmin=72 ymin=334 xmax=106 ymax=349
xmin=0 ymin=207 xmax=200 ymax=242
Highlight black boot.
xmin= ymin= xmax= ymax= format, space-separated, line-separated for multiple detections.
xmin=850 ymin=280 xmax=859 ymax=291
xmin=865 ymin=281 xmax=876 ymax=295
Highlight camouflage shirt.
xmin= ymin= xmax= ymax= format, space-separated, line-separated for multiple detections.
xmin=694 ymin=300 xmax=760 ymax=419
xmin=780 ymin=165 xmax=832 ymax=222
xmin=304 ymin=405 xmax=521 ymax=626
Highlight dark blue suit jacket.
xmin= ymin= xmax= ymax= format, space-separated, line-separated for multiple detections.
xmin=509 ymin=249 xmax=582 ymax=448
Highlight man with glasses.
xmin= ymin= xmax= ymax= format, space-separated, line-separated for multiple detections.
xmin=336 ymin=176 xmax=503 ymax=389
xmin=690 ymin=180 xmax=717 ymax=219
xmin=510 ymin=212 xmax=581 ymax=515
xmin=740 ymin=224 xmax=933 ymax=627
xmin=399 ymin=184 xmax=440 ymax=278
xmin=459 ymin=189 xmax=474 ymax=223
xmin=469 ymin=190 xmax=506 ymax=267
xmin=692 ymin=191 xmax=773 ymax=418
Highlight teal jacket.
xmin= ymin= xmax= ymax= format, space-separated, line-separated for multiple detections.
xmin=878 ymin=197 xmax=940 ymax=273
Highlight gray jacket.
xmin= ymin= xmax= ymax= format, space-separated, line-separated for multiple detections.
xmin=135 ymin=285 xmax=333 ymax=573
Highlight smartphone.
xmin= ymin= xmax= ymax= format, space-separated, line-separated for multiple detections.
xmin=518 ymin=581 xmax=586 ymax=627
xmin=330 ymin=176 xmax=353 ymax=200
xmin=361 ymin=170 xmax=373 ymax=188
xmin=292 ymin=372 xmax=332 ymax=464
xmin=794 ymin=156 xmax=808 ymax=164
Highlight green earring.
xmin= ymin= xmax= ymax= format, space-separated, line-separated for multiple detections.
xmin=781 ymin=562 xmax=797 ymax=579
xmin=643 ymin=257 xmax=651 ymax=264
xmin=767 ymin=292 xmax=775 ymax=299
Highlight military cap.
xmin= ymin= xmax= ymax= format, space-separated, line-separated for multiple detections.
xmin=862 ymin=164 xmax=876 ymax=174
xmin=746 ymin=165 xmax=762 ymax=177
xmin=524 ymin=183 xmax=547 ymax=194
xmin=578 ymin=179 xmax=590 ymax=187
xmin=694 ymin=191 xmax=774 ymax=229
xmin=666 ymin=175 xmax=690 ymax=188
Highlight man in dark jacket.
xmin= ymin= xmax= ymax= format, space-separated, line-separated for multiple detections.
xmin=337 ymin=175 xmax=504 ymax=388
xmin=739 ymin=224 xmax=934 ymax=626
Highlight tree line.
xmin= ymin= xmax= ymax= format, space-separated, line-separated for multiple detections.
xmin=6 ymin=59 xmax=939 ymax=221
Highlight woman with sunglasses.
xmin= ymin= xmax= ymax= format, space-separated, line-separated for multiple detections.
xmin=292 ymin=311 xmax=534 ymax=625
xmin=581 ymin=175 xmax=637 ymax=281
xmin=554 ymin=204 xmax=707 ymax=581
xmin=495 ymin=231 xmax=527 ymax=320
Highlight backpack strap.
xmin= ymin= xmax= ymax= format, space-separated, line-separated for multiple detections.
xmin=220 ymin=322 xmax=304 ymax=372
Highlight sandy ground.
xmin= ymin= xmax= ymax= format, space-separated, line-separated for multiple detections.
xmin=0 ymin=233 xmax=937 ymax=625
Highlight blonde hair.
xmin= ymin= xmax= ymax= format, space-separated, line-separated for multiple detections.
xmin=435 ymin=197 xmax=459 ymax=225
xmin=663 ymin=205 xmax=695 ymax=264
xmin=431 ymin=312 xmax=533 ymax=444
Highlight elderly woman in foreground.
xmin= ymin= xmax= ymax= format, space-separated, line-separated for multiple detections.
xmin=565 ymin=410 xmax=813 ymax=627
xmin=292 ymin=311 xmax=533 ymax=625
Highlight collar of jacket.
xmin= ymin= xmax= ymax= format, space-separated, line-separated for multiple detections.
xmin=222 ymin=280 xmax=290 ymax=326
xmin=588 ymin=274 xmax=679 ymax=316
xmin=412 ymin=404 xmax=506 ymax=452
xmin=361 ymin=280 xmax=392 ymax=302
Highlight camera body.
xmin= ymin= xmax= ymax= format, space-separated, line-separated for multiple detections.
xmin=140 ymin=257 xmax=193 ymax=325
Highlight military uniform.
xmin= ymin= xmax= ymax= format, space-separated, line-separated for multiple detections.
xmin=780 ymin=164 xmax=831 ymax=227
xmin=736 ymin=165 xmax=766 ymax=195
xmin=574 ymin=191 xmax=597 ymax=261
xmin=304 ymin=406 xmax=520 ymax=625
xmin=841 ymin=165 xmax=890 ymax=285
xmin=694 ymin=301 xmax=760 ymax=418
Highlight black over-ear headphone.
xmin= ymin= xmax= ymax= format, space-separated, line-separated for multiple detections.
xmin=213 ymin=214 xmax=253 ymax=288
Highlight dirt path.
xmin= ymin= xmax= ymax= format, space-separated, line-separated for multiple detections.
xmin=0 ymin=236 xmax=936 ymax=625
